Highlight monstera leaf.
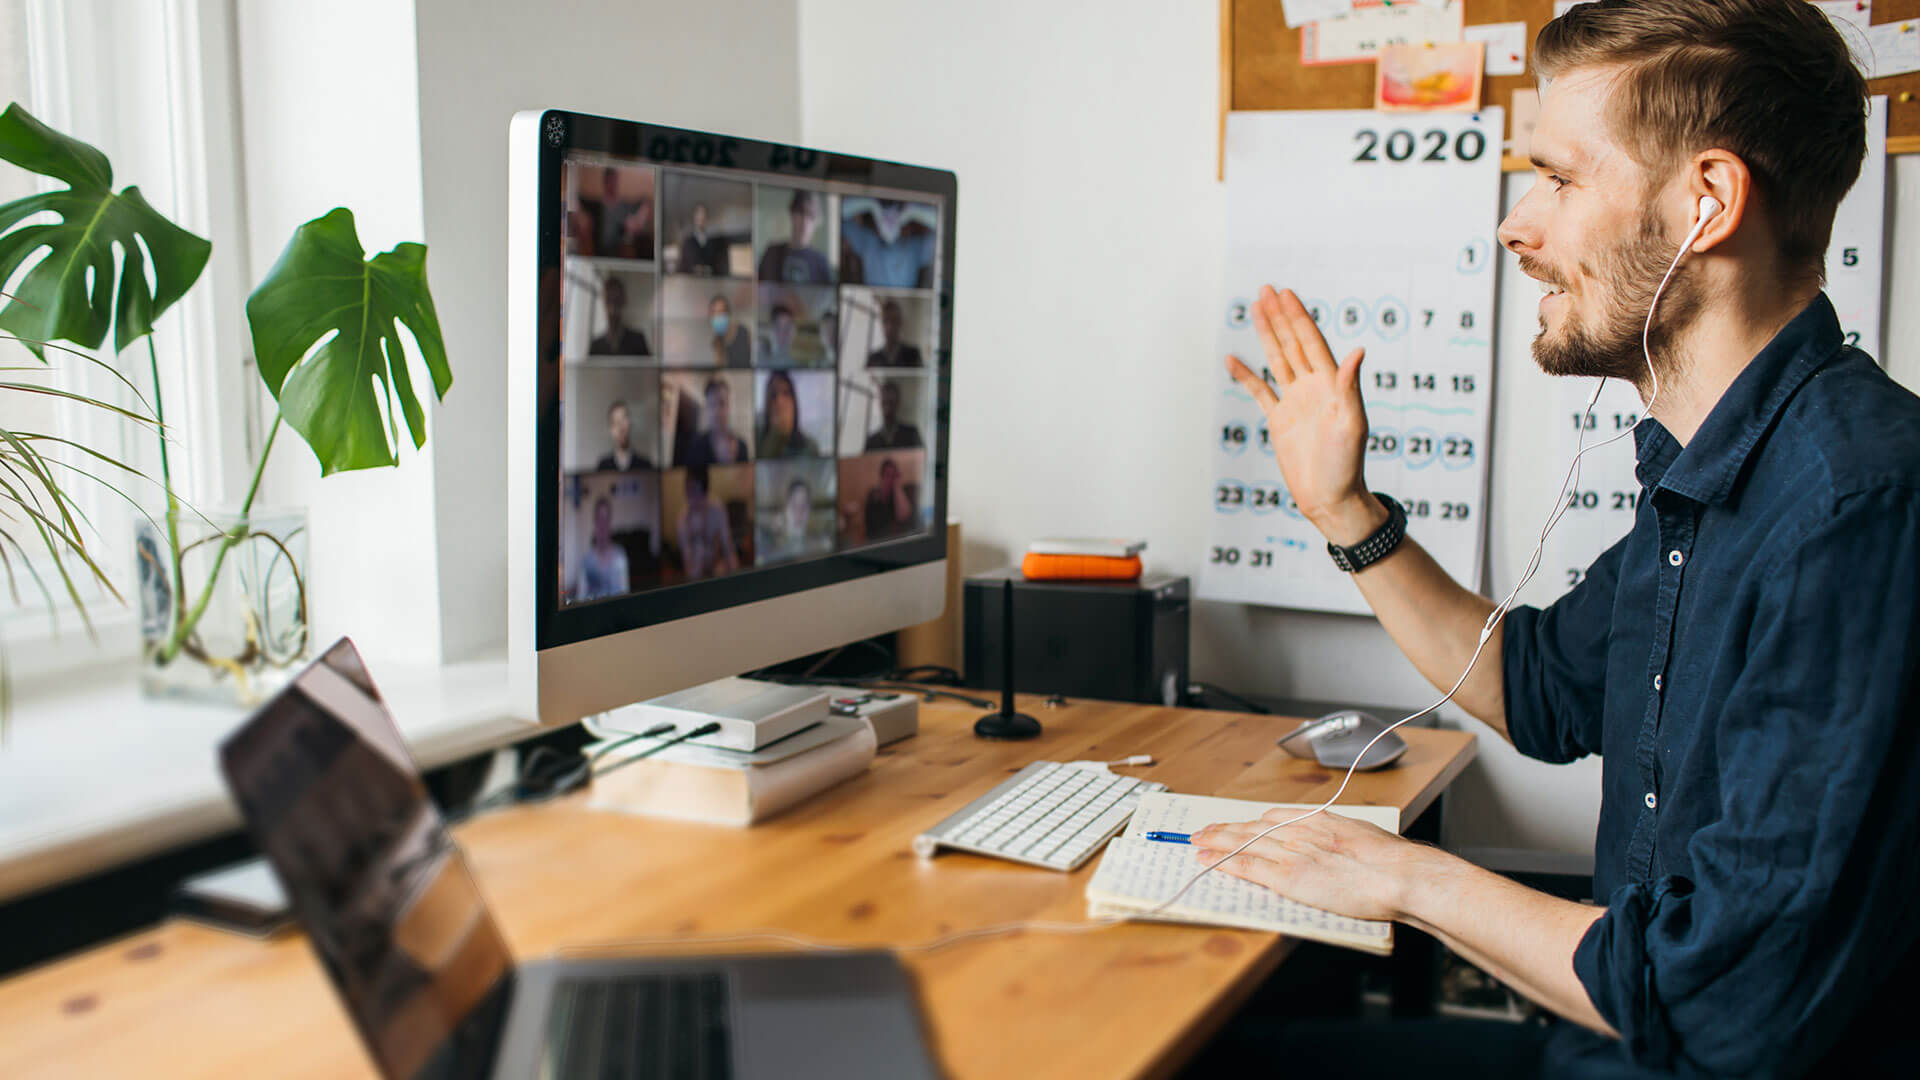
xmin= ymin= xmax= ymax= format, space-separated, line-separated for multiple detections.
xmin=246 ymin=208 xmax=451 ymax=475
xmin=0 ymin=103 xmax=211 ymax=356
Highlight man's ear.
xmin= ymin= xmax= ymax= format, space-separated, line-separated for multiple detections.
xmin=1688 ymin=149 xmax=1752 ymax=253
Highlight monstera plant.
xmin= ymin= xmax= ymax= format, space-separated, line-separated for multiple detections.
xmin=0 ymin=102 xmax=451 ymax=707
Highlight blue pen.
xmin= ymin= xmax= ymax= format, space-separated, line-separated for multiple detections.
xmin=1144 ymin=831 xmax=1191 ymax=845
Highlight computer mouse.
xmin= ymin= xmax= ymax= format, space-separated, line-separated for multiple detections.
xmin=1278 ymin=710 xmax=1407 ymax=771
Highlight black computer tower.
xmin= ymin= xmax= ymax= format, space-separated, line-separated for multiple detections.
xmin=963 ymin=570 xmax=1190 ymax=706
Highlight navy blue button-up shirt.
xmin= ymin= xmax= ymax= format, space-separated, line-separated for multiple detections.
xmin=1502 ymin=295 xmax=1920 ymax=1078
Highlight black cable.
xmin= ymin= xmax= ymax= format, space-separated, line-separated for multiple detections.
xmin=1186 ymin=681 xmax=1271 ymax=715
xmin=588 ymin=722 xmax=723 ymax=783
xmin=452 ymin=721 xmax=690 ymax=822
xmin=886 ymin=664 xmax=963 ymax=685
xmin=799 ymin=637 xmax=897 ymax=679
xmin=759 ymin=671 xmax=994 ymax=709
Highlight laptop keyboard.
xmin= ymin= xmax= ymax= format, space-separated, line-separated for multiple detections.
xmin=544 ymin=973 xmax=733 ymax=1080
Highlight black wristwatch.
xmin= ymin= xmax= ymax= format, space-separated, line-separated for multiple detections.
xmin=1326 ymin=493 xmax=1406 ymax=573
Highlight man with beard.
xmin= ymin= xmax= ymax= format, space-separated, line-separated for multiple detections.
xmin=1191 ymin=2 xmax=1920 ymax=1078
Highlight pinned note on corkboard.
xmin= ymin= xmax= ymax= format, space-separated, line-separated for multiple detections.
xmin=1218 ymin=0 xmax=1920 ymax=177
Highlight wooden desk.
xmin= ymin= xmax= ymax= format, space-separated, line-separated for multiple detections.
xmin=0 ymin=695 xmax=1475 ymax=1080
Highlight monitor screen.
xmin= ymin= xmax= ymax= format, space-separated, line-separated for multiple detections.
xmin=528 ymin=112 xmax=954 ymax=651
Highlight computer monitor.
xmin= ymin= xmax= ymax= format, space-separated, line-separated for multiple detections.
xmin=507 ymin=110 xmax=955 ymax=726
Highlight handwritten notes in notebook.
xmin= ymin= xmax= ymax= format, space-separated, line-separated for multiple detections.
xmin=1084 ymin=792 xmax=1399 ymax=955
xmin=1125 ymin=791 xmax=1399 ymax=837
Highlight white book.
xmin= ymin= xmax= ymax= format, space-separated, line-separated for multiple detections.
xmin=1025 ymin=537 xmax=1146 ymax=558
xmin=1084 ymin=792 xmax=1399 ymax=956
xmin=592 ymin=677 xmax=829 ymax=752
xmin=586 ymin=719 xmax=876 ymax=826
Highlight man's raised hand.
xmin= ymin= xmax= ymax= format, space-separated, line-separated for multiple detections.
xmin=1223 ymin=285 xmax=1384 ymax=546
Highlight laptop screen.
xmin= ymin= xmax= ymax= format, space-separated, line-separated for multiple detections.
xmin=219 ymin=639 xmax=515 ymax=1079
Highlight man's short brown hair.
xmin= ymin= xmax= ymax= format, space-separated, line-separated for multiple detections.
xmin=1536 ymin=0 xmax=1868 ymax=282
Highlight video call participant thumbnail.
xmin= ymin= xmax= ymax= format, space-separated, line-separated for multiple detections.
xmin=839 ymin=196 xmax=937 ymax=289
xmin=662 ymin=172 xmax=753 ymax=277
xmin=756 ymin=187 xmax=833 ymax=284
xmin=838 ymin=450 xmax=927 ymax=546
xmin=562 ymin=472 xmax=663 ymax=603
xmin=863 ymin=378 xmax=924 ymax=450
xmin=758 ymin=284 xmax=837 ymax=368
xmin=667 ymin=370 xmax=753 ymax=468
xmin=589 ymin=273 xmax=653 ymax=357
xmin=841 ymin=287 xmax=933 ymax=369
xmin=596 ymin=399 xmax=654 ymax=471
xmin=709 ymin=294 xmax=752 ymax=368
xmin=560 ymin=365 xmax=659 ymax=473
xmin=665 ymin=463 xmax=753 ymax=580
xmin=756 ymin=370 xmax=834 ymax=459
xmin=755 ymin=458 xmax=837 ymax=564
xmin=572 ymin=163 xmax=655 ymax=260
xmin=659 ymin=276 xmax=755 ymax=367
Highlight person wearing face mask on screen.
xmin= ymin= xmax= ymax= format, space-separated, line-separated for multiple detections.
xmin=707 ymin=294 xmax=751 ymax=368
xmin=1184 ymin=3 xmax=1920 ymax=1078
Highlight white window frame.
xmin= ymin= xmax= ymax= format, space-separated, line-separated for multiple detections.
xmin=2 ymin=0 xmax=256 ymax=691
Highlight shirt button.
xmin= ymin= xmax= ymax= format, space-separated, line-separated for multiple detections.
xmin=1645 ymin=792 xmax=1658 ymax=810
xmin=1654 ymin=674 xmax=1663 ymax=692
xmin=1668 ymin=549 xmax=1684 ymax=566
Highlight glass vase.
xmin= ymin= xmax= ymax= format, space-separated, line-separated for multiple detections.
xmin=137 ymin=505 xmax=310 ymax=706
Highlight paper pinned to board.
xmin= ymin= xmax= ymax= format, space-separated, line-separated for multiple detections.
xmin=1376 ymin=41 xmax=1485 ymax=112
xmin=1301 ymin=0 xmax=1464 ymax=66
xmin=1280 ymin=0 xmax=1352 ymax=30
xmin=1814 ymin=0 xmax=1874 ymax=33
xmin=1862 ymin=20 xmax=1920 ymax=79
xmin=1464 ymin=20 xmax=1529 ymax=77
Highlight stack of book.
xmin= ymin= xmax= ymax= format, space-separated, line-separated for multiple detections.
xmin=584 ymin=682 xmax=876 ymax=826
xmin=1020 ymin=537 xmax=1146 ymax=581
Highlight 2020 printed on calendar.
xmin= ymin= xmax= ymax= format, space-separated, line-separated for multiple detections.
xmin=1205 ymin=109 xmax=1504 ymax=615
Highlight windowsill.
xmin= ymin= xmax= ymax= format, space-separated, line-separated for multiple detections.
xmin=0 ymin=651 xmax=534 ymax=903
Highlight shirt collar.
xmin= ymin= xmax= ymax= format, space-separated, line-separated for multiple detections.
xmin=1635 ymin=293 xmax=1843 ymax=505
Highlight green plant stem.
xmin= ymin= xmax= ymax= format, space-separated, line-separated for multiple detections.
xmin=155 ymin=411 xmax=281 ymax=665
xmin=146 ymin=338 xmax=187 ymax=644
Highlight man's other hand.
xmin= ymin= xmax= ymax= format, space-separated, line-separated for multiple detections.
xmin=1191 ymin=808 xmax=1434 ymax=923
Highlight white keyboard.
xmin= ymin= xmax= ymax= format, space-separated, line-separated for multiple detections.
xmin=911 ymin=761 xmax=1168 ymax=871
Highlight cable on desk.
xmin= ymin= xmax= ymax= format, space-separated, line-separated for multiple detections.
xmin=1185 ymin=681 xmax=1270 ymax=714
xmin=452 ymin=722 xmax=719 ymax=822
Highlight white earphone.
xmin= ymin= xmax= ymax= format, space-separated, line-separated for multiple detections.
xmin=1688 ymin=194 xmax=1723 ymax=246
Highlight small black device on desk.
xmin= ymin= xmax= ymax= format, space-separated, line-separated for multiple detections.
xmin=963 ymin=570 xmax=1189 ymax=706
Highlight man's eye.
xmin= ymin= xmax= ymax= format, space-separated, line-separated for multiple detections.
xmin=1549 ymin=175 xmax=1571 ymax=191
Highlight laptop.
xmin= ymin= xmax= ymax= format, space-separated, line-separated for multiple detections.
xmin=218 ymin=638 xmax=939 ymax=1080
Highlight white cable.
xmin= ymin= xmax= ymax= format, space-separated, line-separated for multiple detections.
xmin=552 ymin=230 xmax=1701 ymax=962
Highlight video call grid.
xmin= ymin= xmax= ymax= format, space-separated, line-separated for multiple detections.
xmin=556 ymin=154 xmax=945 ymax=607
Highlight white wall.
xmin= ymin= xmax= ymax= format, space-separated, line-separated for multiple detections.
xmin=411 ymin=0 xmax=803 ymax=662
xmin=798 ymin=0 xmax=1920 ymax=859
xmin=236 ymin=0 xmax=442 ymax=666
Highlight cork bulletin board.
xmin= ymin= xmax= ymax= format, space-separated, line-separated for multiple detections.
xmin=1219 ymin=0 xmax=1920 ymax=176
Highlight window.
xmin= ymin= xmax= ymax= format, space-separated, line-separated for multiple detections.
xmin=0 ymin=0 xmax=253 ymax=684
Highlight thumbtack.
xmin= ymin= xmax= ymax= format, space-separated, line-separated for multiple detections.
xmin=1900 ymin=92 xmax=1914 ymax=104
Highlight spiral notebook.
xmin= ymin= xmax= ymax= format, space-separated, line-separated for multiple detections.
xmin=1084 ymin=792 xmax=1399 ymax=956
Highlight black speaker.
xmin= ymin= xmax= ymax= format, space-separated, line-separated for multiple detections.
xmin=963 ymin=570 xmax=1190 ymax=706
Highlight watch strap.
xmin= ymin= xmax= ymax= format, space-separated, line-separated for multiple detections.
xmin=1326 ymin=494 xmax=1406 ymax=573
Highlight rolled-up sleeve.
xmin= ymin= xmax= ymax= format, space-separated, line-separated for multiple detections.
xmin=1571 ymin=487 xmax=1920 ymax=1077
xmin=1501 ymin=533 xmax=1628 ymax=764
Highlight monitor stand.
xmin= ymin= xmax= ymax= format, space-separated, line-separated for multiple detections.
xmin=975 ymin=578 xmax=1040 ymax=740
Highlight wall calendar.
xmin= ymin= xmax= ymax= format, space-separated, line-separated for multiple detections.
xmin=1204 ymin=109 xmax=1504 ymax=614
